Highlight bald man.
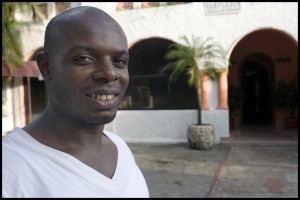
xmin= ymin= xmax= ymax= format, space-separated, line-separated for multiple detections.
xmin=2 ymin=6 xmax=149 ymax=198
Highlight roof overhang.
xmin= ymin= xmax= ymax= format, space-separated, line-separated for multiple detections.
xmin=2 ymin=61 xmax=41 ymax=77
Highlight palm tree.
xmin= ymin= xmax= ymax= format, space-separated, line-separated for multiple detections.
xmin=161 ymin=35 xmax=228 ymax=125
xmin=2 ymin=2 xmax=44 ymax=75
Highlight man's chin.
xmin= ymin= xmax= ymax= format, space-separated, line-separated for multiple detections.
xmin=92 ymin=112 xmax=117 ymax=125
xmin=99 ymin=115 xmax=116 ymax=125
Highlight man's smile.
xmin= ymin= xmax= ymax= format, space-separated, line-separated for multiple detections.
xmin=86 ymin=92 xmax=120 ymax=109
xmin=87 ymin=93 xmax=116 ymax=101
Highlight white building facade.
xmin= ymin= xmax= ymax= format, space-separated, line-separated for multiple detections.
xmin=3 ymin=2 xmax=298 ymax=143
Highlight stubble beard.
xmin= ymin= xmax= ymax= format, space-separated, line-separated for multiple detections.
xmin=53 ymin=104 xmax=118 ymax=126
xmin=50 ymin=92 xmax=118 ymax=126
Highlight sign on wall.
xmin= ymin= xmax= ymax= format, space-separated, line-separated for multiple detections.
xmin=204 ymin=2 xmax=241 ymax=15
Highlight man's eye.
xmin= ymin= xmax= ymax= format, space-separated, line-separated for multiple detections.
xmin=112 ymin=58 xmax=127 ymax=67
xmin=73 ymin=56 xmax=94 ymax=65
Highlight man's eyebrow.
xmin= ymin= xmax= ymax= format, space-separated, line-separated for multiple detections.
xmin=69 ymin=45 xmax=98 ymax=53
xmin=69 ymin=45 xmax=129 ymax=56
xmin=114 ymin=50 xmax=129 ymax=57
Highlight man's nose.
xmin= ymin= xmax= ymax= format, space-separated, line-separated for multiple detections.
xmin=91 ymin=59 xmax=119 ymax=82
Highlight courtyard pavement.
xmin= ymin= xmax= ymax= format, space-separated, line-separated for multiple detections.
xmin=128 ymin=125 xmax=298 ymax=198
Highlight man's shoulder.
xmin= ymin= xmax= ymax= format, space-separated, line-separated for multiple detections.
xmin=3 ymin=127 xmax=39 ymax=167
xmin=2 ymin=127 xmax=23 ymax=146
xmin=103 ymin=130 xmax=125 ymax=144
xmin=3 ymin=128 xmax=33 ymax=176
xmin=103 ymin=130 xmax=133 ymax=156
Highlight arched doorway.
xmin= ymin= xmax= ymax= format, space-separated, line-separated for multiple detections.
xmin=121 ymin=37 xmax=197 ymax=109
xmin=228 ymin=28 xmax=298 ymax=128
xmin=240 ymin=53 xmax=274 ymax=125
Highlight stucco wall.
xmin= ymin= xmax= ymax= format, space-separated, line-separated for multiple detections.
xmin=21 ymin=2 xmax=298 ymax=59
xmin=108 ymin=2 xmax=298 ymax=53
xmin=17 ymin=2 xmax=297 ymax=143
xmin=105 ymin=109 xmax=229 ymax=144
xmin=104 ymin=80 xmax=229 ymax=144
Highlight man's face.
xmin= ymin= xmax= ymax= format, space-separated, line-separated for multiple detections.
xmin=46 ymin=16 xmax=129 ymax=125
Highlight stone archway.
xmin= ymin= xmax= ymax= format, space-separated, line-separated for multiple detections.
xmin=228 ymin=28 xmax=298 ymax=128
xmin=124 ymin=37 xmax=198 ymax=109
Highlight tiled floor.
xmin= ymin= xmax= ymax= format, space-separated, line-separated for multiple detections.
xmin=130 ymin=125 xmax=298 ymax=198
xmin=221 ymin=125 xmax=298 ymax=145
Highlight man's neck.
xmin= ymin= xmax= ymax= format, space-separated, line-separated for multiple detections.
xmin=23 ymin=107 xmax=105 ymax=151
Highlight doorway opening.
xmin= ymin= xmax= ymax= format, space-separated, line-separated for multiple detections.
xmin=241 ymin=55 xmax=273 ymax=126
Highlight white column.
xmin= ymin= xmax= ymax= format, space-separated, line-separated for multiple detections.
xmin=70 ymin=2 xmax=82 ymax=8
xmin=47 ymin=2 xmax=56 ymax=18
xmin=133 ymin=2 xmax=142 ymax=9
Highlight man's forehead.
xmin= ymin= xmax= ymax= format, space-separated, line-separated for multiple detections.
xmin=44 ymin=6 xmax=127 ymax=54
xmin=63 ymin=13 xmax=115 ymax=28
xmin=48 ymin=21 xmax=128 ymax=54
xmin=59 ymin=6 xmax=112 ymax=22
xmin=53 ymin=20 xmax=124 ymax=40
xmin=59 ymin=13 xmax=122 ymax=37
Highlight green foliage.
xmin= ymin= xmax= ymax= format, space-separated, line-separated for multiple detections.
xmin=228 ymin=86 xmax=245 ymax=117
xmin=2 ymin=2 xmax=44 ymax=75
xmin=161 ymin=35 xmax=228 ymax=124
xmin=161 ymin=35 xmax=228 ymax=90
xmin=272 ymin=79 xmax=298 ymax=118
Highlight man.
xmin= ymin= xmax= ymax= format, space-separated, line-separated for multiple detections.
xmin=2 ymin=6 xmax=149 ymax=198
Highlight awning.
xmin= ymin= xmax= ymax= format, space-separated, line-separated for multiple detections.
xmin=2 ymin=61 xmax=41 ymax=77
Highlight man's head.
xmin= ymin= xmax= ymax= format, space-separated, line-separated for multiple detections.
xmin=37 ymin=6 xmax=129 ymax=125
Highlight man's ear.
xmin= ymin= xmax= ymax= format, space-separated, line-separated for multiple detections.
xmin=36 ymin=52 xmax=51 ymax=81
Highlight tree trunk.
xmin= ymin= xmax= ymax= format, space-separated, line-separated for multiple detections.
xmin=197 ymin=90 xmax=202 ymax=125
xmin=197 ymin=71 xmax=202 ymax=125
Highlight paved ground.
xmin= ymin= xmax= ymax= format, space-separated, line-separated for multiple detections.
xmin=129 ymin=138 xmax=298 ymax=198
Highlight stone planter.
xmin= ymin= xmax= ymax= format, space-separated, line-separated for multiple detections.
xmin=187 ymin=124 xmax=215 ymax=150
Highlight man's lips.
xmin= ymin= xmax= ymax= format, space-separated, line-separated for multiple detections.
xmin=85 ymin=90 xmax=121 ymax=109
xmin=86 ymin=93 xmax=116 ymax=101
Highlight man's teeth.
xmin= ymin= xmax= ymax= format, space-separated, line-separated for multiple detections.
xmin=90 ymin=94 xmax=114 ymax=101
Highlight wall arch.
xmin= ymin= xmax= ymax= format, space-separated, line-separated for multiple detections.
xmin=228 ymin=28 xmax=298 ymax=128
xmin=120 ymin=37 xmax=198 ymax=109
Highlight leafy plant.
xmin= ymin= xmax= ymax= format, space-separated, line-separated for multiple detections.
xmin=2 ymin=2 xmax=44 ymax=75
xmin=161 ymin=35 xmax=228 ymax=125
xmin=272 ymin=78 xmax=298 ymax=118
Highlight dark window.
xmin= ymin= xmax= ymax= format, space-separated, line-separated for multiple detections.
xmin=119 ymin=37 xmax=197 ymax=110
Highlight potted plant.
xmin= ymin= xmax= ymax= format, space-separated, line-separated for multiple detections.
xmin=228 ymin=86 xmax=245 ymax=129
xmin=272 ymin=78 xmax=298 ymax=129
xmin=161 ymin=35 xmax=228 ymax=150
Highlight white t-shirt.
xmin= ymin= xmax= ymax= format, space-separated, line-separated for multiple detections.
xmin=2 ymin=128 xmax=149 ymax=198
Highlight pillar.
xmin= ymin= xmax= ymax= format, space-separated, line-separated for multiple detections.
xmin=217 ymin=70 xmax=228 ymax=109
xmin=200 ymin=73 xmax=210 ymax=110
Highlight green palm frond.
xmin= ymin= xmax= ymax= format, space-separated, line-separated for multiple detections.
xmin=161 ymin=41 xmax=197 ymax=82
xmin=186 ymin=64 xmax=199 ymax=87
xmin=161 ymin=35 xmax=228 ymax=125
xmin=2 ymin=2 xmax=44 ymax=75
xmin=161 ymin=35 xmax=228 ymax=88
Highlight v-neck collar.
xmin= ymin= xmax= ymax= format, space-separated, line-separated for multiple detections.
xmin=17 ymin=127 xmax=120 ymax=182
